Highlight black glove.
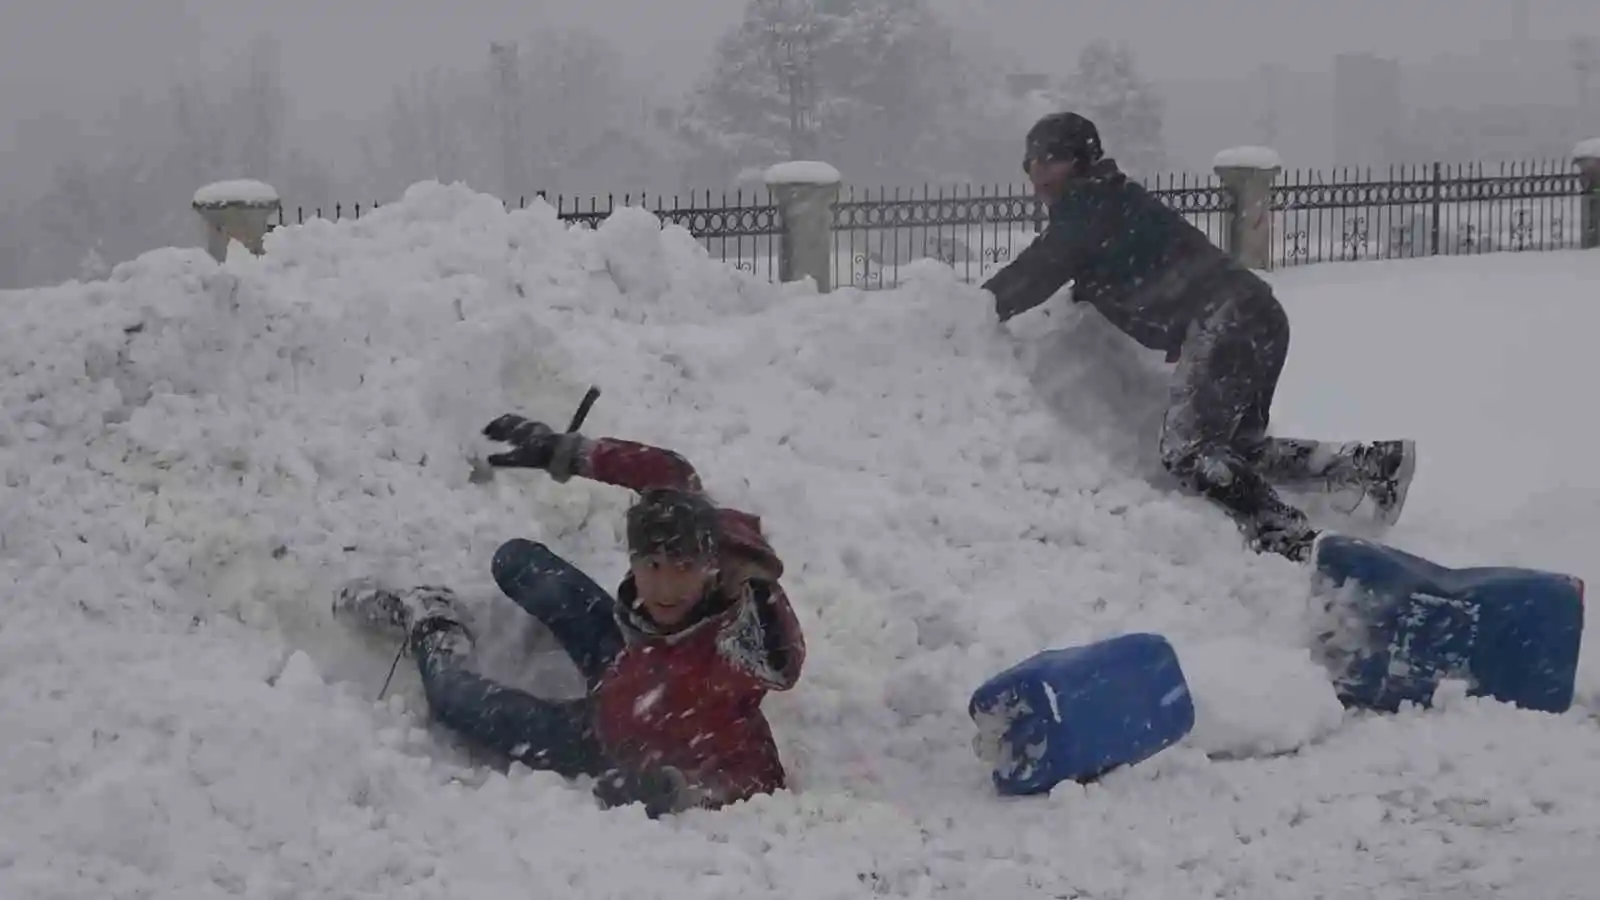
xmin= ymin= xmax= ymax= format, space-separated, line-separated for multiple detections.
xmin=481 ymin=414 xmax=583 ymax=481
xmin=592 ymin=765 xmax=696 ymax=819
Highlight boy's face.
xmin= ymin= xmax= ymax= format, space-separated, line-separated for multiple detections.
xmin=1026 ymin=156 xmax=1075 ymax=199
xmin=630 ymin=553 xmax=716 ymax=627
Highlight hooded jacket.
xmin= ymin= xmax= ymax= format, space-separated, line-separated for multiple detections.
xmin=566 ymin=436 xmax=806 ymax=810
xmin=982 ymin=157 xmax=1278 ymax=361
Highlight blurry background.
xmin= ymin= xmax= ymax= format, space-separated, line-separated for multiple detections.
xmin=1 ymin=0 xmax=1596 ymax=288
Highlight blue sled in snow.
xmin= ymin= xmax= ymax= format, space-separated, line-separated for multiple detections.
xmin=969 ymin=632 xmax=1195 ymax=796
xmin=1311 ymin=533 xmax=1585 ymax=715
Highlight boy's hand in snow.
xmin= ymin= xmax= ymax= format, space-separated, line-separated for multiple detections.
xmin=481 ymin=414 xmax=584 ymax=480
xmin=592 ymin=765 xmax=707 ymax=818
xmin=483 ymin=413 xmax=552 ymax=445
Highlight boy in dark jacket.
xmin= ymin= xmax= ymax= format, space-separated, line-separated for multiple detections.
xmin=982 ymin=112 xmax=1417 ymax=561
xmin=333 ymin=415 xmax=806 ymax=817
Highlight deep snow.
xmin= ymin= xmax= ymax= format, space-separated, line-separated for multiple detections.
xmin=3 ymin=181 xmax=1599 ymax=899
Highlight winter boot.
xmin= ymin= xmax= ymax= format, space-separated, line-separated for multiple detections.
xmin=1246 ymin=437 xmax=1417 ymax=526
xmin=332 ymin=578 xmax=466 ymax=645
xmin=1180 ymin=448 xmax=1321 ymax=562
xmin=1248 ymin=507 xmax=1321 ymax=563
xmin=1352 ymin=440 xmax=1417 ymax=526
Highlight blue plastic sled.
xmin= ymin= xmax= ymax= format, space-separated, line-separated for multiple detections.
xmin=1311 ymin=533 xmax=1585 ymax=715
xmin=968 ymin=632 xmax=1195 ymax=796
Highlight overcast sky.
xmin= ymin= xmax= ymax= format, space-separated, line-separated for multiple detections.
xmin=1 ymin=0 xmax=1594 ymax=156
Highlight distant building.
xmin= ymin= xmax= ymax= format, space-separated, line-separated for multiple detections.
xmin=1332 ymin=52 xmax=1406 ymax=168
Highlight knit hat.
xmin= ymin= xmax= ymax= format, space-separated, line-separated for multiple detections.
xmin=625 ymin=487 xmax=721 ymax=563
xmin=1024 ymin=112 xmax=1104 ymax=171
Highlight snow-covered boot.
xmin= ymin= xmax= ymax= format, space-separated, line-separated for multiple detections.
xmin=1247 ymin=437 xmax=1417 ymax=526
xmin=1353 ymin=439 xmax=1417 ymax=526
xmin=1178 ymin=447 xmax=1321 ymax=562
xmin=332 ymin=578 xmax=464 ymax=643
xmin=1245 ymin=500 xmax=1321 ymax=563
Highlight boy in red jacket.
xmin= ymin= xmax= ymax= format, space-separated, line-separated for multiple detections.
xmin=333 ymin=414 xmax=806 ymax=817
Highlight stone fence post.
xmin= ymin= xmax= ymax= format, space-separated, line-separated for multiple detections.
xmin=764 ymin=162 xmax=842 ymax=293
xmin=1576 ymin=139 xmax=1600 ymax=251
xmin=1213 ymin=146 xmax=1283 ymax=270
xmin=193 ymin=180 xmax=282 ymax=262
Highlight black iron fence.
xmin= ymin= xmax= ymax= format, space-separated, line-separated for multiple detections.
xmin=273 ymin=156 xmax=1592 ymax=291
xmin=1271 ymin=160 xmax=1584 ymax=267
xmin=830 ymin=175 xmax=1229 ymax=290
xmin=269 ymin=191 xmax=786 ymax=283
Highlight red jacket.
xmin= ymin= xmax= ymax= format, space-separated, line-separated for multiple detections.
xmin=567 ymin=436 xmax=806 ymax=809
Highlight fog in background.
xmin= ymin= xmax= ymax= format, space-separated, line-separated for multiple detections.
xmin=2 ymin=0 xmax=1596 ymax=288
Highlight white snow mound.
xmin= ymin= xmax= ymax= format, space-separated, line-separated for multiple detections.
xmin=4 ymin=179 xmax=1600 ymax=898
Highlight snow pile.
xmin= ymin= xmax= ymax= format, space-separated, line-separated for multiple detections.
xmin=764 ymin=161 xmax=843 ymax=185
xmin=4 ymin=181 xmax=1600 ymax=897
xmin=1213 ymin=145 xmax=1284 ymax=171
xmin=1574 ymin=138 xmax=1600 ymax=160
xmin=192 ymin=179 xmax=281 ymax=207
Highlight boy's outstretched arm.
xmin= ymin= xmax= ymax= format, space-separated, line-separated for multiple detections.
xmin=981 ymin=214 xmax=1093 ymax=322
xmin=481 ymin=415 xmax=701 ymax=491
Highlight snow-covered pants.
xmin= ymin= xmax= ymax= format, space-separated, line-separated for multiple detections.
xmin=1157 ymin=286 xmax=1323 ymax=548
xmin=410 ymin=539 xmax=623 ymax=778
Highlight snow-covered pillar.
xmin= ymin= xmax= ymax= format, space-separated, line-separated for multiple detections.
xmin=1213 ymin=146 xmax=1283 ymax=270
xmin=764 ymin=161 xmax=842 ymax=293
xmin=1575 ymin=139 xmax=1600 ymax=251
xmin=192 ymin=179 xmax=282 ymax=262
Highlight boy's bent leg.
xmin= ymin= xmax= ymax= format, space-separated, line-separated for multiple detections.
xmin=410 ymin=616 xmax=608 ymax=778
xmin=1204 ymin=287 xmax=1417 ymax=526
xmin=1160 ymin=295 xmax=1318 ymax=560
xmin=491 ymin=539 xmax=625 ymax=688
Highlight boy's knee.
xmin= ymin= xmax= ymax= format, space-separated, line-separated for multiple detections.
xmin=1160 ymin=436 xmax=1242 ymax=496
xmin=1158 ymin=413 xmax=1206 ymax=481
xmin=1159 ymin=441 xmax=1205 ymax=488
xmin=491 ymin=538 xmax=557 ymax=591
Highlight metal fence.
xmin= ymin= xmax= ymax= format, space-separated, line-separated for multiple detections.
xmin=830 ymin=174 xmax=1230 ymax=290
xmin=274 ymin=157 xmax=1590 ymax=291
xmin=270 ymin=191 xmax=786 ymax=283
xmin=1271 ymin=160 xmax=1584 ymax=267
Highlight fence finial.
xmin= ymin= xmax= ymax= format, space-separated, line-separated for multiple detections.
xmin=765 ymin=161 xmax=843 ymax=293
xmin=193 ymin=180 xmax=281 ymax=262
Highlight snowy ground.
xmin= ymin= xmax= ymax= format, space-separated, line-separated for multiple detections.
xmin=3 ymin=183 xmax=1599 ymax=899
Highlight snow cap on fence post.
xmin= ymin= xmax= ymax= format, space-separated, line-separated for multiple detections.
xmin=1574 ymin=139 xmax=1600 ymax=250
xmin=1213 ymin=146 xmax=1282 ymax=271
xmin=192 ymin=179 xmax=282 ymax=262
xmin=764 ymin=161 xmax=842 ymax=293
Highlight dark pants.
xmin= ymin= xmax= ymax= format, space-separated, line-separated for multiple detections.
xmin=1158 ymin=287 xmax=1328 ymax=549
xmin=410 ymin=538 xmax=624 ymax=778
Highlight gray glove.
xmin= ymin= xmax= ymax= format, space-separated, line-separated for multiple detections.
xmin=481 ymin=414 xmax=583 ymax=482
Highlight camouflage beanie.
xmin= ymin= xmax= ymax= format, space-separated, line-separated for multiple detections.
xmin=625 ymin=487 xmax=721 ymax=563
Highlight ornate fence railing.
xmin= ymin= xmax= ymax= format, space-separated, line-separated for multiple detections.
xmin=272 ymin=155 xmax=1596 ymax=292
xmin=1271 ymin=160 xmax=1583 ymax=267
xmin=828 ymin=175 xmax=1230 ymax=290
xmin=269 ymin=191 xmax=786 ymax=283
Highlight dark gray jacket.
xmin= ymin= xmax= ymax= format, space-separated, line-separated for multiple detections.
xmin=982 ymin=158 xmax=1276 ymax=360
